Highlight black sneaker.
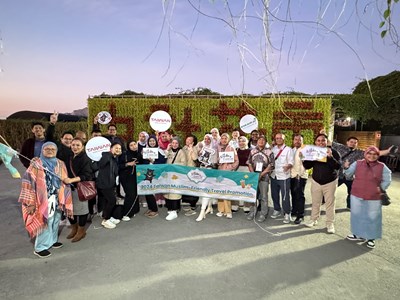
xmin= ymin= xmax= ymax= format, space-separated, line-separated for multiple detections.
xmin=294 ymin=216 xmax=304 ymax=224
xmin=366 ymin=240 xmax=375 ymax=249
xmin=34 ymin=250 xmax=52 ymax=258
xmin=52 ymin=242 xmax=63 ymax=249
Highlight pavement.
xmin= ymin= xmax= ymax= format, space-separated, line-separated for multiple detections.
xmin=1 ymin=160 xmax=399 ymax=300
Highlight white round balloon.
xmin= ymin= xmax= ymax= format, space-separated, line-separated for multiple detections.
xmin=240 ymin=114 xmax=258 ymax=133
xmin=85 ymin=136 xmax=111 ymax=161
xmin=149 ymin=110 xmax=172 ymax=131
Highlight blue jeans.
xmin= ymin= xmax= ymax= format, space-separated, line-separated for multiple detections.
xmin=34 ymin=210 xmax=61 ymax=252
xmin=271 ymin=178 xmax=291 ymax=214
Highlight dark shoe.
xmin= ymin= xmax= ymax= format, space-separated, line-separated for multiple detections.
xmin=346 ymin=234 xmax=365 ymax=241
xmin=52 ymin=242 xmax=63 ymax=249
xmin=291 ymin=212 xmax=298 ymax=218
xmin=294 ymin=216 xmax=304 ymax=224
xmin=34 ymin=249 xmax=51 ymax=258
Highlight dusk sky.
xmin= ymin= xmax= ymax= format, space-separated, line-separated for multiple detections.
xmin=0 ymin=0 xmax=399 ymax=119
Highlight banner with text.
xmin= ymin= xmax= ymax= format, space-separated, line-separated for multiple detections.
xmin=136 ymin=165 xmax=259 ymax=202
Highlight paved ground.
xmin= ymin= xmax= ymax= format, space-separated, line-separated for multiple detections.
xmin=1 ymin=160 xmax=399 ymax=300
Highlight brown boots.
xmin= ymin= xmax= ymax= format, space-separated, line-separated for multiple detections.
xmin=66 ymin=223 xmax=86 ymax=242
xmin=66 ymin=223 xmax=78 ymax=239
xmin=71 ymin=226 xmax=86 ymax=243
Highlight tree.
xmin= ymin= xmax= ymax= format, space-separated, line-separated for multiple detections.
xmin=334 ymin=71 xmax=400 ymax=128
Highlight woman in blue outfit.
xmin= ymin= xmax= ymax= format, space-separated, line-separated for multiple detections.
xmin=344 ymin=146 xmax=392 ymax=249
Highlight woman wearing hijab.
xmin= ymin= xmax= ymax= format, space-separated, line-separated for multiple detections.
xmin=64 ymin=137 xmax=94 ymax=242
xmin=97 ymin=142 xmax=123 ymax=229
xmin=216 ymin=133 xmax=239 ymax=219
xmin=141 ymin=135 xmax=167 ymax=218
xmin=137 ymin=131 xmax=149 ymax=154
xmin=137 ymin=131 xmax=149 ymax=209
xmin=19 ymin=142 xmax=73 ymax=258
xmin=118 ymin=140 xmax=140 ymax=221
xmin=344 ymin=146 xmax=392 ymax=249
xmin=195 ymin=133 xmax=219 ymax=221
xmin=164 ymin=137 xmax=187 ymax=220
xmin=210 ymin=128 xmax=220 ymax=151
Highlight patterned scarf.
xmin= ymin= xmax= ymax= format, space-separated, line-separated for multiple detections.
xmin=18 ymin=159 xmax=73 ymax=238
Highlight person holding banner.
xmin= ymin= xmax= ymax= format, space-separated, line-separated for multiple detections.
xmin=303 ymin=134 xmax=341 ymax=234
xmin=247 ymin=135 xmax=275 ymax=222
xmin=63 ymin=137 xmax=93 ymax=242
xmin=196 ymin=134 xmax=219 ymax=222
xmin=182 ymin=135 xmax=200 ymax=216
xmin=236 ymin=136 xmax=251 ymax=213
xmin=96 ymin=142 xmax=123 ymax=229
xmin=19 ymin=142 xmax=73 ymax=258
xmin=137 ymin=131 xmax=149 ymax=154
xmin=140 ymin=135 xmax=167 ymax=218
xmin=216 ymin=133 xmax=239 ymax=219
xmin=164 ymin=137 xmax=187 ymax=221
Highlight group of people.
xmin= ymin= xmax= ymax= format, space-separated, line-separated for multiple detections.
xmin=17 ymin=113 xmax=393 ymax=258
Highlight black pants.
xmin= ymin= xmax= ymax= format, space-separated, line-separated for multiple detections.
xmin=99 ymin=188 xmax=117 ymax=220
xmin=165 ymin=199 xmax=180 ymax=211
xmin=69 ymin=214 xmax=88 ymax=227
xmin=182 ymin=195 xmax=199 ymax=209
xmin=120 ymin=174 xmax=139 ymax=217
xmin=88 ymin=197 xmax=96 ymax=215
xmin=145 ymin=194 xmax=158 ymax=212
xmin=290 ymin=177 xmax=307 ymax=218
xmin=97 ymin=188 xmax=105 ymax=213
xmin=338 ymin=177 xmax=353 ymax=208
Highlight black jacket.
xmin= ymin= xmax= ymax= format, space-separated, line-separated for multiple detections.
xmin=96 ymin=152 xmax=119 ymax=189
xmin=303 ymin=148 xmax=341 ymax=185
xmin=66 ymin=151 xmax=94 ymax=188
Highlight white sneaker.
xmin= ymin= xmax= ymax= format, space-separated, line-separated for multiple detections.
xmin=165 ymin=210 xmax=178 ymax=221
xmin=216 ymin=212 xmax=224 ymax=217
xmin=283 ymin=213 xmax=291 ymax=224
xmin=109 ymin=217 xmax=120 ymax=225
xmin=304 ymin=220 xmax=318 ymax=228
xmin=327 ymin=224 xmax=335 ymax=234
xmin=226 ymin=213 xmax=232 ymax=219
xmin=270 ymin=210 xmax=281 ymax=219
xmin=122 ymin=216 xmax=130 ymax=222
xmin=101 ymin=219 xmax=116 ymax=229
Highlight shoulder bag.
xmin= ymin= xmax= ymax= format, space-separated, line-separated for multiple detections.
xmin=70 ymin=159 xmax=97 ymax=201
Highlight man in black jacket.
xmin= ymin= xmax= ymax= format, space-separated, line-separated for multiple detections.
xmin=303 ymin=134 xmax=341 ymax=234
xmin=19 ymin=113 xmax=57 ymax=168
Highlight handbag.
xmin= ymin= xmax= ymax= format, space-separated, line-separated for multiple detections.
xmin=76 ymin=181 xmax=97 ymax=201
xmin=380 ymin=190 xmax=391 ymax=206
xmin=70 ymin=159 xmax=97 ymax=201
xmin=367 ymin=162 xmax=391 ymax=206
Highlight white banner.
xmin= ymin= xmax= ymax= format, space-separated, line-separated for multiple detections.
xmin=142 ymin=148 xmax=159 ymax=159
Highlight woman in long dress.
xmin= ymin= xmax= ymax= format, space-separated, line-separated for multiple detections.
xmin=344 ymin=146 xmax=392 ymax=249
